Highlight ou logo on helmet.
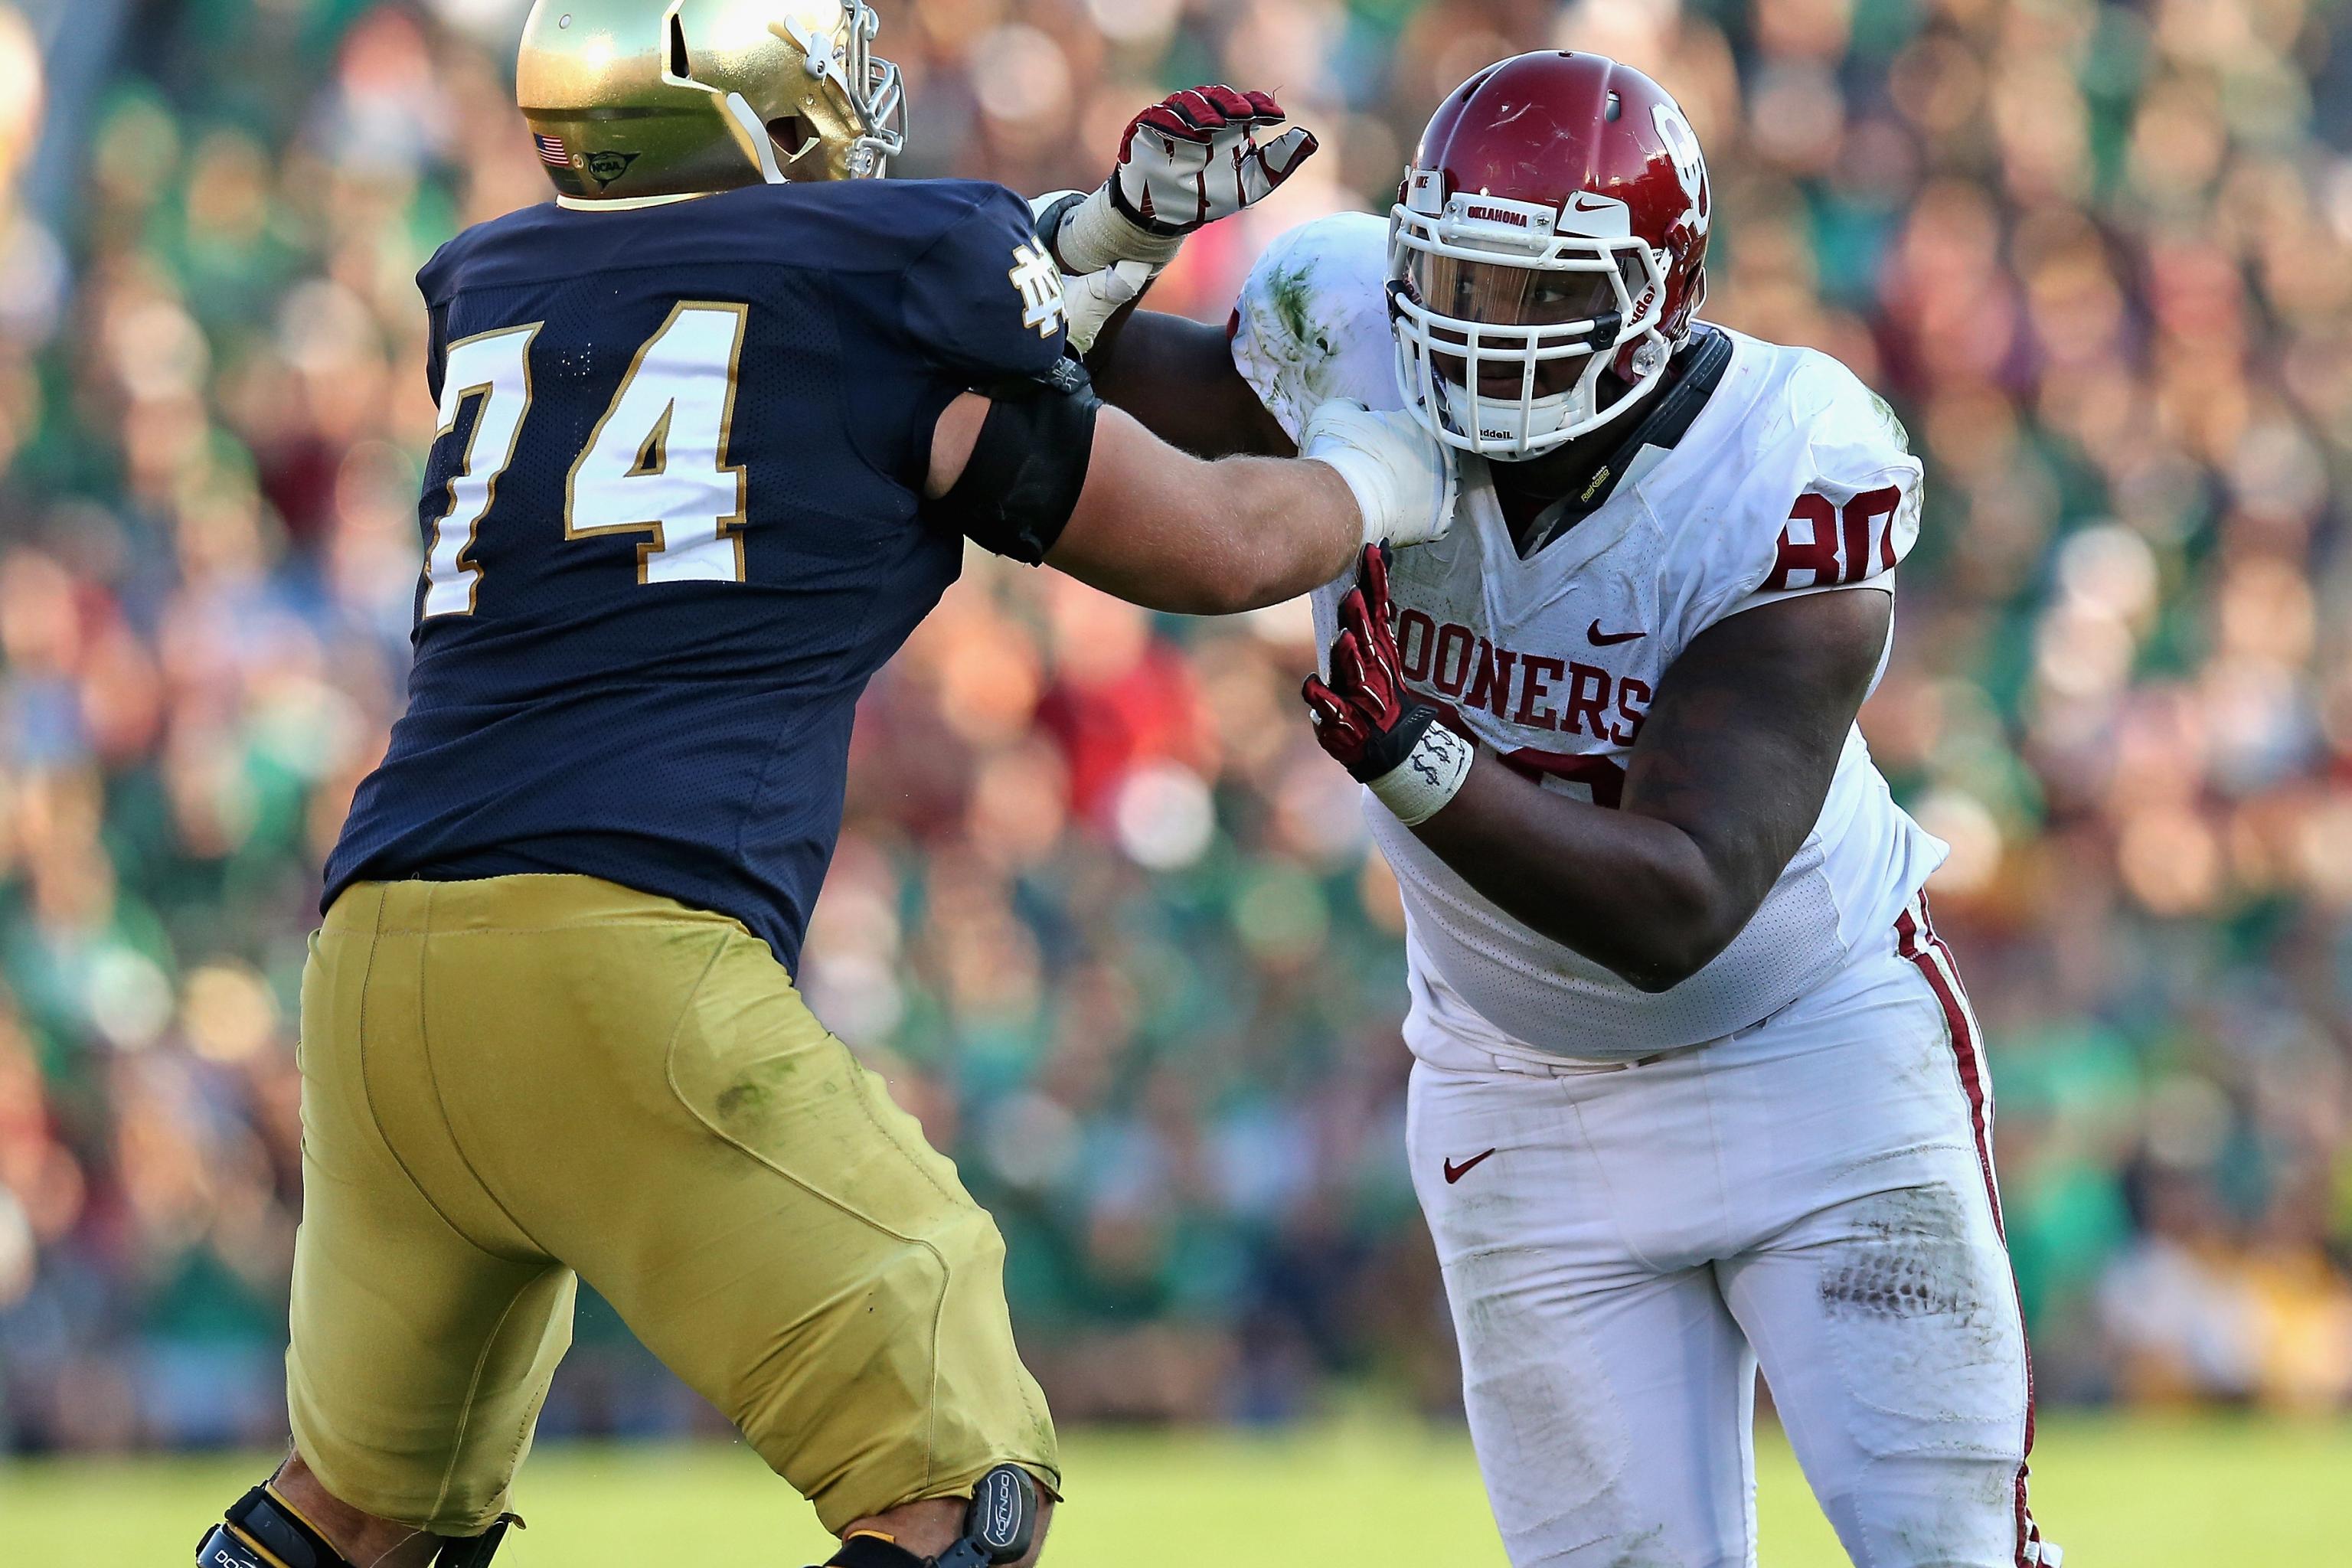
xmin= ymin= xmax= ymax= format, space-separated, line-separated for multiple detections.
xmin=1651 ymin=101 xmax=1708 ymax=234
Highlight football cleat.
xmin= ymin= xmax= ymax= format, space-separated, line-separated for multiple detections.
xmin=517 ymin=0 xmax=904 ymax=202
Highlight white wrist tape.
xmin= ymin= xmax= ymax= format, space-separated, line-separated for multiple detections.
xmin=1365 ymin=720 xmax=1475 ymax=827
xmin=1298 ymin=400 xmax=1458 ymax=550
xmin=1060 ymin=260 xmax=1155 ymax=354
xmin=1054 ymin=183 xmax=1184 ymax=273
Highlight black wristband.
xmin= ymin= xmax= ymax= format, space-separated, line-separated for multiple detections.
xmin=1348 ymin=703 xmax=1436 ymax=782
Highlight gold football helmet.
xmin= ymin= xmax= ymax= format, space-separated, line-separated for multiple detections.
xmin=516 ymin=0 xmax=904 ymax=202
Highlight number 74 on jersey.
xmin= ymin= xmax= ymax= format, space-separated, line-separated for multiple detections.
xmin=421 ymin=302 xmax=751 ymax=616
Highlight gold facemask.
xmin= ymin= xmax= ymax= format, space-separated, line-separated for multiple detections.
xmin=516 ymin=0 xmax=905 ymax=203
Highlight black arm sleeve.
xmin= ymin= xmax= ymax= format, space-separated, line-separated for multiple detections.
xmin=926 ymin=357 xmax=1102 ymax=566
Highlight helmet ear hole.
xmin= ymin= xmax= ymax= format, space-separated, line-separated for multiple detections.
xmin=767 ymin=116 xmax=815 ymax=158
xmin=667 ymin=14 xmax=691 ymax=80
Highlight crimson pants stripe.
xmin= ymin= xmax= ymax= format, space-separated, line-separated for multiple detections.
xmin=1895 ymin=897 xmax=2040 ymax=1565
xmin=1900 ymin=902 xmax=2002 ymax=1239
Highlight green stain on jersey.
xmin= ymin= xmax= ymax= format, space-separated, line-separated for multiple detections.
xmin=1266 ymin=262 xmax=1318 ymax=351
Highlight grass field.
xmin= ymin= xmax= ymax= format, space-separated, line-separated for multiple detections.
xmin=8 ymin=1413 xmax=2346 ymax=1563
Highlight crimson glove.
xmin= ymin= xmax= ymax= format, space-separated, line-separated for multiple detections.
xmin=1303 ymin=547 xmax=1475 ymax=825
xmin=1046 ymin=86 xmax=1320 ymax=276
xmin=1109 ymin=85 xmax=1318 ymax=235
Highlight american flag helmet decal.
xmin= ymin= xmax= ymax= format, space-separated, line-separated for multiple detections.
xmin=533 ymin=132 xmax=570 ymax=168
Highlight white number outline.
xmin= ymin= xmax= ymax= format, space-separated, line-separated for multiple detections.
xmin=420 ymin=324 xmax=538 ymax=618
xmin=563 ymin=300 xmax=750 ymax=584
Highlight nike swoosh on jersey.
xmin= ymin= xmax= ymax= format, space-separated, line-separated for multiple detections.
xmin=1586 ymin=620 xmax=1647 ymax=646
xmin=1442 ymin=1148 xmax=1498 ymax=1184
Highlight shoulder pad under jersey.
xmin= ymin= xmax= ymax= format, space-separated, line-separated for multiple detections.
xmin=1229 ymin=211 xmax=1399 ymax=442
xmin=900 ymin=181 xmax=1072 ymax=384
xmin=1681 ymin=338 xmax=1925 ymax=633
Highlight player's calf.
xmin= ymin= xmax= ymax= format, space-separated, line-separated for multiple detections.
xmin=197 ymin=1455 xmax=516 ymax=1568
xmin=818 ymin=1465 xmax=1052 ymax=1568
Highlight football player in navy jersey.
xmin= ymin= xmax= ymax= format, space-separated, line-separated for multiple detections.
xmin=194 ymin=6 xmax=1455 ymax=1568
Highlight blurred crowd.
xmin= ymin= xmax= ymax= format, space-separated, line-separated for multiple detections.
xmin=6 ymin=0 xmax=2352 ymax=1453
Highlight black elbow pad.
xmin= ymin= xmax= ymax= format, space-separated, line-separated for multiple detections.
xmin=930 ymin=357 xmax=1102 ymax=565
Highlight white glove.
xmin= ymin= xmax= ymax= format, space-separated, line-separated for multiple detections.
xmin=1047 ymin=86 xmax=1319 ymax=275
xmin=1301 ymin=400 xmax=1458 ymax=550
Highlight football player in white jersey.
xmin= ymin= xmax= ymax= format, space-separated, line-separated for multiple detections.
xmin=1075 ymin=50 xmax=2056 ymax=1568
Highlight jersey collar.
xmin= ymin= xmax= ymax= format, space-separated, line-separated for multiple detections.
xmin=554 ymin=191 xmax=717 ymax=212
xmin=1512 ymin=323 xmax=1736 ymax=557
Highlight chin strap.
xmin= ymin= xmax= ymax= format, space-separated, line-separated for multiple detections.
xmin=198 ymin=1485 xmax=521 ymax=1568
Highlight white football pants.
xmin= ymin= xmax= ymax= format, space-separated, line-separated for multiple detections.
xmin=1405 ymin=897 xmax=2053 ymax=1568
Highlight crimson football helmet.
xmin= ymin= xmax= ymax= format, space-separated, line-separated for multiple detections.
xmin=1390 ymin=51 xmax=1712 ymax=459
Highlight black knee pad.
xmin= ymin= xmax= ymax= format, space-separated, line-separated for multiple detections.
xmin=817 ymin=1465 xmax=1042 ymax=1568
xmin=197 ymin=1485 xmax=520 ymax=1568
xmin=197 ymin=1485 xmax=355 ymax=1568
xmin=937 ymin=1465 xmax=1040 ymax=1568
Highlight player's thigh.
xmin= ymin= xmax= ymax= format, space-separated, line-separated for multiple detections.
xmin=1409 ymin=1060 xmax=1756 ymax=1568
xmin=288 ymin=906 xmax=576 ymax=1534
xmin=1712 ymin=915 xmax=2047 ymax=1567
xmin=1717 ymin=1145 xmax=2030 ymax=1568
xmin=482 ymin=919 xmax=1058 ymax=1534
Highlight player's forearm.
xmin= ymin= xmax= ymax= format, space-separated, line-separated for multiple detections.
xmin=1051 ymin=447 xmax=1360 ymax=615
xmin=1184 ymin=453 xmax=1365 ymax=609
xmin=1086 ymin=310 xmax=1294 ymax=459
xmin=1409 ymin=756 xmax=1747 ymax=992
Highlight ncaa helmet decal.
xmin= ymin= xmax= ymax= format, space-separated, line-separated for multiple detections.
xmin=1387 ymin=51 xmax=1714 ymax=459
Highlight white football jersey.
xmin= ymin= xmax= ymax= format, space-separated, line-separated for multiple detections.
xmin=1233 ymin=213 xmax=1950 ymax=1060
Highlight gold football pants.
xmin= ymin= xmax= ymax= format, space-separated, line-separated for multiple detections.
xmin=287 ymin=874 xmax=1057 ymax=1535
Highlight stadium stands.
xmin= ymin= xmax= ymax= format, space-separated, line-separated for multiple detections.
xmin=2 ymin=0 xmax=2350 ymax=1449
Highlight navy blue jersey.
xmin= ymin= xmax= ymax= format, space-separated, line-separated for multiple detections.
xmin=325 ymin=179 xmax=1068 ymax=971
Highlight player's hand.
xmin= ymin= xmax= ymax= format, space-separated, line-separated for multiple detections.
xmin=1299 ymin=400 xmax=1457 ymax=550
xmin=1109 ymin=86 xmax=1318 ymax=236
xmin=1302 ymin=547 xmax=1475 ymax=824
xmin=1304 ymin=546 xmax=1426 ymax=780
xmin=1044 ymin=87 xmax=1318 ymax=276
